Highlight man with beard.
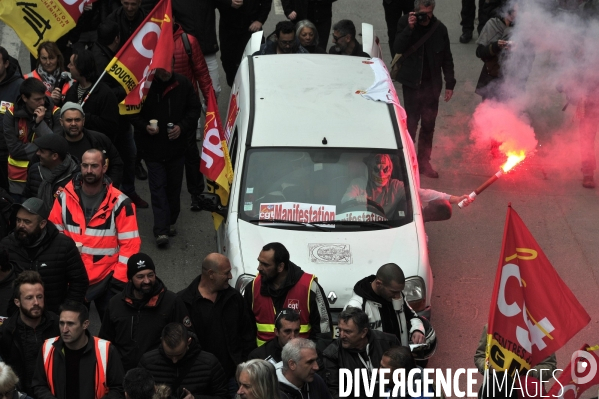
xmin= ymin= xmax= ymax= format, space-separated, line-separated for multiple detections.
xmin=57 ymin=102 xmax=123 ymax=187
xmin=328 ymin=20 xmax=370 ymax=57
xmin=23 ymin=134 xmax=78 ymax=210
xmin=49 ymin=149 xmax=140 ymax=321
xmin=253 ymin=21 xmax=309 ymax=55
xmin=99 ymin=253 xmax=191 ymax=371
xmin=0 ymin=271 xmax=60 ymax=394
xmin=0 ymin=198 xmax=88 ymax=314
xmin=244 ymin=242 xmax=332 ymax=353
xmin=322 ymin=307 xmax=399 ymax=399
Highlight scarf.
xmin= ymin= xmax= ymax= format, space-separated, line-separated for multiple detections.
xmin=36 ymin=65 xmax=60 ymax=92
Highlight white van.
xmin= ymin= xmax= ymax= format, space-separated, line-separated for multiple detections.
xmin=203 ymin=25 xmax=446 ymax=323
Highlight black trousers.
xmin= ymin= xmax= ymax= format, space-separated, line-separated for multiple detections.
xmin=185 ymin=137 xmax=205 ymax=196
xmin=402 ymin=82 xmax=440 ymax=164
xmin=383 ymin=0 xmax=413 ymax=57
xmin=219 ymin=24 xmax=252 ymax=87
xmin=146 ymin=156 xmax=185 ymax=236
xmin=460 ymin=0 xmax=484 ymax=34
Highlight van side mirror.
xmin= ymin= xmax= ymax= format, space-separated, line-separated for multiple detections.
xmin=199 ymin=193 xmax=228 ymax=217
xmin=422 ymin=199 xmax=452 ymax=222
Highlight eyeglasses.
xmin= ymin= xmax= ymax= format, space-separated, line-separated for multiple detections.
xmin=275 ymin=308 xmax=300 ymax=324
xmin=0 ymin=388 xmax=15 ymax=398
xmin=332 ymin=33 xmax=347 ymax=42
xmin=373 ymin=165 xmax=390 ymax=173
xmin=279 ymin=39 xmax=295 ymax=46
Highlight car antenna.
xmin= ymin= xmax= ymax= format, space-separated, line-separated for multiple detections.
xmin=322 ymin=137 xmax=328 ymax=145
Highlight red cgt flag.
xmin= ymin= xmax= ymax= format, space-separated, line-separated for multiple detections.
xmin=105 ymin=0 xmax=173 ymax=114
xmin=200 ymin=89 xmax=233 ymax=230
xmin=485 ymin=205 xmax=590 ymax=375
xmin=546 ymin=344 xmax=599 ymax=399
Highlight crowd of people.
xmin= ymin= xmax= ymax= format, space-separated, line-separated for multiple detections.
xmin=0 ymin=0 xmax=591 ymax=397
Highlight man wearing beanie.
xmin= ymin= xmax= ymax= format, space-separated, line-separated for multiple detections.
xmin=23 ymin=134 xmax=79 ymax=209
xmin=99 ymin=252 xmax=191 ymax=371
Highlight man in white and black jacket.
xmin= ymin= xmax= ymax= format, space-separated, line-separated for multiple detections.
xmin=344 ymin=263 xmax=425 ymax=347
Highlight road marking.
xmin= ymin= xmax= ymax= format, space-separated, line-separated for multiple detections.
xmin=1 ymin=24 xmax=22 ymax=57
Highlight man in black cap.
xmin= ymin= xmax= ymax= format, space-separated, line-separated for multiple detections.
xmin=58 ymin=101 xmax=125 ymax=189
xmin=99 ymin=252 xmax=191 ymax=371
xmin=24 ymin=134 xmax=79 ymax=209
xmin=0 ymin=197 xmax=89 ymax=314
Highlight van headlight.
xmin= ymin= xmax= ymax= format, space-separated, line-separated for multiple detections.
xmin=235 ymin=274 xmax=255 ymax=295
xmin=404 ymin=277 xmax=426 ymax=312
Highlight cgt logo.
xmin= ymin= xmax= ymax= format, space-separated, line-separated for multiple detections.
xmin=571 ymin=350 xmax=597 ymax=385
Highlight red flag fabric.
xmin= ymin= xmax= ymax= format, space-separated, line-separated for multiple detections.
xmin=546 ymin=344 xmax=599 ymax=399
xmin=105 ymin=0 xmax=173 ymax=114
xmin=200 ymin=88 xmax=233 ymax=230
xmin=485 ymin=206 xmax=590 ymax=375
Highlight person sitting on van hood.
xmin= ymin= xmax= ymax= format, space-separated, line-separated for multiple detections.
xmin=244 ymin=242 xmax=332 ymax=354
xmin=254 ymin=21 xmax=309 ymax=55
xmin=344 ymin=263 xmax=425 ymax=347
xmin=341 ymin=154 xmax=472 ymax=218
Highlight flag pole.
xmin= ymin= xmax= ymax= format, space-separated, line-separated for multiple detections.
xmin=80 ymin=70 xmax=107 ymax=107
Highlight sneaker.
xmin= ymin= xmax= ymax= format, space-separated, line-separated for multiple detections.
xmin=135 ymin=163 xmax=148 ymax=180
xmin=191 ymin=195 xmax=202 ymax=211
xmin=169 ymin=225 xmax=177 ymax=237
xmin=129 ymin=193 xmax=149 ymax=209
xmin=156 ymin=235 xmax=169 ymax=247
xmin=583 ymin=175 xmax=595 ymax=189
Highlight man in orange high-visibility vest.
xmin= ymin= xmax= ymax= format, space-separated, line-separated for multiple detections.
xmin=31 ymin=300 xmax=125 ymax=399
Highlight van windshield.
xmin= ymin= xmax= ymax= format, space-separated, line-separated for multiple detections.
xmin=239 ymin=148 xmax=413 ymax=230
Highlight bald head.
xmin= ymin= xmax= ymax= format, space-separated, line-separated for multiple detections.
xmin=200 ymin=253 xmax=232 ymax=291
xmin=202 ymin=253 xmax=230 ymax=274
xmin=375 ymin=263 xmax=405 ymax=286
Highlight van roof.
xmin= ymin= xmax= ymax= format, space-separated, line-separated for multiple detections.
xmin=249 ymin=54 xmax=399 ymax=149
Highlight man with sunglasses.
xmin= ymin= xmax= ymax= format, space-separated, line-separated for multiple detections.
xmin=328 ymin=20 xmax=370 ymax=57
xmin=248 ymin=308 xmax=301 ymax=366
xmin=253 ymin=21 xmax=309 ymax=55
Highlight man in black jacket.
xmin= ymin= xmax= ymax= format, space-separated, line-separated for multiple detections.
xmin=322 ymin=307 xmax=399 ymax=399
xmin=99 ymin=253 xmax=191 ymax=371
xmin=57 ymin=102 xmax=124 ymax=187
xmin=0 ymin=271 xmax=60 ymax=393
xmin=138 ymin=323 xmax=228 ymax=399
xmin=130 ymin=69 xmax=201 ymax=247
xmin=177 ymin=253 xmax=255 ymax=396
xmin=107 ymin=0 xmax=147 ymax=51
xmin=248 ymin=308 xmax=300 ymax=365
xmin=278 ymin=338 xmax=332 ymax=399
xmin=0 ymin=198 xmax=89 ymax=314
xmin=328 ymin=20 xmax=370 ymax=57
xmin=32 ymin=300 xmax=125 ymax=399
xmin=24 ymin=134 xmax=79 ymax=210
xmin=394 ymin=0 xmax=455 ymax=178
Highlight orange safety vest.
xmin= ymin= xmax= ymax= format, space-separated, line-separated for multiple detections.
xmin=42 ymin=336 xmax=110 ymax=399
xmin=252 ymin=272 xmax=314 ymax=346
xmin=24 ymin=70 xmax=72 ymax=97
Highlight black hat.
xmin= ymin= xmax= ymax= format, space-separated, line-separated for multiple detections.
xmin=34 ymin=134 xmax=69 ymax=159
xmin=12 ymin=197 xmax=49 ymax=220
xmin=127 ymin=253 xmax=156 ymax=280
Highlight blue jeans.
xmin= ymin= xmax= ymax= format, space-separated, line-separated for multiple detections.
xmin=146 ymin=156 xmax=185 ymax=236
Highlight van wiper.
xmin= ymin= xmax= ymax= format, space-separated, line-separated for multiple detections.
xmin=248 ymin=219 xmax=329 ymax=232
xmin=316 ymin=220 xmax=391 ymax=229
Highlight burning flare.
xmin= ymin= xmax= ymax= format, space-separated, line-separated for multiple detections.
xmin=501 ymin=151 xmax=526 ymax=173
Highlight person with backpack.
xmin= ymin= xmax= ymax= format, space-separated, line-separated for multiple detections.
xmin=3 ymin=79 xmax=62 ymax=201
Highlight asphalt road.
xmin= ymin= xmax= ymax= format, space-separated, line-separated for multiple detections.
xmin=2 ymin=1 xmax=598 ymax=396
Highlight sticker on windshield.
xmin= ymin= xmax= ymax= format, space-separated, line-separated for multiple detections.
xmin=244 ymin=202 xmax=253 ymax=211
xmin=259 ymin=202 xmax=336 ymax=227
xmin=246 ymin=187 xmax=254 ymax=194
xmin=309 ymin=244 xmax=352 ymax=264
xmin=338 ymin=211 xmax=388 ymax=222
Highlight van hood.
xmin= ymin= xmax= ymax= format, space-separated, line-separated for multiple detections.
xmin=236 ymin=220 xmax=421 ymax=310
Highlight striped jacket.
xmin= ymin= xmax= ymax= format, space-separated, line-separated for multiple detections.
xmin=49 ymin=174 xmax=140 ymax=285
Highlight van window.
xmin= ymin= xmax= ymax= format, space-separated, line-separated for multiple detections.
xmin=239 ymin=148 xmax=413 ymax=230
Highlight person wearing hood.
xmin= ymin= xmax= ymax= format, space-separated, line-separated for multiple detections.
xmin=99 ymin=253 xmax=191 ymax=372
xmin=138 ymin=322 xmax=228 ymax=399
xmin=0 ymin=46 xmax=24 ymax=192
xmin=277 ymin=338 xmax=332 ymax=399
xmin=322 ymin=307 xmax=399 ymax=399
xmin=244 ymin=242 xmax=333 ymax=353
xmin=344 ymin=263 xmax=425 ymax=348
xmin=23 ymin=134 xmax=78 ymax=209
xmin=3 ymin=78 xmax=61 ymax=199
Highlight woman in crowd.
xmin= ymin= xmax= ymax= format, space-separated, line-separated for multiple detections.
xmin=24 ymin=41 xmax=71 ymax=105
xmin=0 ymin=362 xmax=33 ymax=399
xmin=296 ymin=20 xmax=326 ymax=54
xmin=236 ymin=359 xmax=288 ymax=399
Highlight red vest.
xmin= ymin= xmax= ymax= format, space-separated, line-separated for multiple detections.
xmin=252 ymin=272 xmax=314 ymax=346
xmin=24 ymin=70 xmax=72 ymax=97
xmin=42 ymin=336 xmax=110 ymax=399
